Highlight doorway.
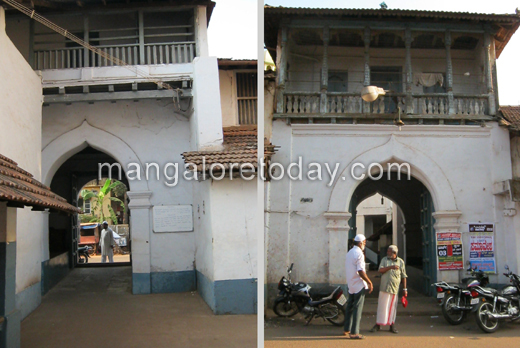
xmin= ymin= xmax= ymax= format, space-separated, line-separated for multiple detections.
xmin=349 ymin=172 xmax=437 ymax=295
xmin=44 ymin=146 xmax=131 ymax=293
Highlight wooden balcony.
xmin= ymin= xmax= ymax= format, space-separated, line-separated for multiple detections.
xmin=276 ymin=91 xmax=492 ymax=121
xmin=34 ymin=42 xmax=195 ymax=70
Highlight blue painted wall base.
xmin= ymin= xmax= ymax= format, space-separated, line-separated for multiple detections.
xmin=132 ymin=273 xmax=151 ymax=294
xmin=197 ymin=271 xmax=257 ymax=315
xmin=41 ymin=252 xmax=70 ymax=295
xmin=132 ymin=271 xmax=196 ymax=295
xmin=15 ymin=282 xmax=41 ymax=320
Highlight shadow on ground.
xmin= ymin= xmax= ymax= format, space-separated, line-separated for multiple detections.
xmin=22 ymin=267 xmax=256 ymax=348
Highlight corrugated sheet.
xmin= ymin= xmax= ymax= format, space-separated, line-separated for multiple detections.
xmin=0 ymin=153 xmax=80 ymax=214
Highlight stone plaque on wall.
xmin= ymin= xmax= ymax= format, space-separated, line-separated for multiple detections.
xmin=153 ymin=205 xmax=193 ymax=233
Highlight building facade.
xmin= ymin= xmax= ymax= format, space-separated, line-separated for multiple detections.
xmin=264 ymin=6 xmax=520 ymax=302
xmin=2 ymin=0 xmax=257 ymax=319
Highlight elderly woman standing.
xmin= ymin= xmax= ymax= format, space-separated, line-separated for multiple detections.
xmin=370 ymin=245 xmax=407 ymax=334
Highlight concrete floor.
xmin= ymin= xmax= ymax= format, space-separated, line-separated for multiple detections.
xmin=21 ymin=267 xmax=256 ymax=348
xmin=88 ymin=254 xmax=131 ymax=263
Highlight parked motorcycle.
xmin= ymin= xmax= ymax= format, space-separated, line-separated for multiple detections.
xmin=78 ymin=246 xmax=92 ymax=264
xmin=472 ymin=265 xmax=520 ymax=333
xmin=433 ymin=267 xmax=489 ymax=325
xmin=273 ymin=263 xmax=347 ymax=326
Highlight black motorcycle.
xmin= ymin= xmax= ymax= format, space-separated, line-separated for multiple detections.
xmin=472 ymin=265 xmax=520 ymax=333
xmin=273 ymin=263 xmax=346 ymax=326
xmin=78 ymin=246 xmax=92 ymax=264
xmin=433 ymin=267 xmax=489 ymax=325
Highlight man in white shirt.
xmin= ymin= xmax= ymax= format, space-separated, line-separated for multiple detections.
xmin=344 ymin=234 xmax=373 ymax=339
xmin=100 ymin=221 xmax=115 ymax=263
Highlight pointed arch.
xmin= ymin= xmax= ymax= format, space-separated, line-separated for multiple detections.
xmin=42 ymin=120 xmax=148 ymax=192
xmin=328 ymin=135 xmax=458 ymax=213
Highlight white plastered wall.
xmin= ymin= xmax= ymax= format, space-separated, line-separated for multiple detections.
xmin=0 ymin=6 xmax=44 ymax=318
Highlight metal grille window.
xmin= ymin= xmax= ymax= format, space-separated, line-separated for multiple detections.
xmin=236 ymin=72 xmax=257 ymax=125
xmin=84 ymin=200 xmax=91 ymax=214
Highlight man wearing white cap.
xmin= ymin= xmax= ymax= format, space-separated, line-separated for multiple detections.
xmin=344 ymin=234 xmax=373 ymax=340
xmin=100 ymin=221 xmax=115 ymax=263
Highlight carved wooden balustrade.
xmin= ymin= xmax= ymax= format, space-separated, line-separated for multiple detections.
xmin=282 ymin=92 xmax=490 ymax=117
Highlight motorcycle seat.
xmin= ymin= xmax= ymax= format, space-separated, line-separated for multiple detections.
xmin=309 ymin=286 xmax=338 ymax=299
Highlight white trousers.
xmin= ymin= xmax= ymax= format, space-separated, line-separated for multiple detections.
xmin=101 ymin=248 xmax=114 ymax=263
xmin=376 ymin=291 xmax=398 ymax=326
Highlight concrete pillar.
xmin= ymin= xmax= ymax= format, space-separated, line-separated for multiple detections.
xmin=0 ymin=202 xmax=20 ymax=348
xmin=324 ymin=212 xmax=352 ymax=286
xmin=191 ymin=56 xmax=224 ymax=151
xmin=195 ymin=5 xmax=209 ymax=58
xmin=432 ymin=210 xmax=462 ymax=283
xmin=127 ymin=191 xmax=153 ymax=294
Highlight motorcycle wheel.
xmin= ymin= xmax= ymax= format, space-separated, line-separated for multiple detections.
xmin=273 ymin=298 xmax=299 ymax=317
xmin=441 ymin=293 xmax=467 ymax=325
xmin=78 ymin=254 xmax=88 ymax=264
xmin=324 ymin=303 xmax=346 ymax=327
xmin=475 ymin=302 xmax=499 ymax=333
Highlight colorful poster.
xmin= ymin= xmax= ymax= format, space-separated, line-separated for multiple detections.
xmin=436 ymin=232 xmax=464 ymax=271
xmin=469 ymin=223 xmax=496 ymax=273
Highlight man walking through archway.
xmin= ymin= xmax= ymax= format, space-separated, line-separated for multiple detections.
xmin=100 ymin=221 xmax=116 ymax=263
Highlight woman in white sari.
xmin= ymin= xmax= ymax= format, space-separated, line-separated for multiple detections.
xmin=369 ymin=245 xmax=407 ymax=334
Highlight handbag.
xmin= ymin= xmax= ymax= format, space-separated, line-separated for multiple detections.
xmin=401 ymin=295 xmax=408 ymax=308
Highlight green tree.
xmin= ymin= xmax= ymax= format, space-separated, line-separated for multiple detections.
xmin=80 ymin=179 xmax=126 ymax=225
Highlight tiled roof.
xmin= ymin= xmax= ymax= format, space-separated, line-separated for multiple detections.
xmin=182 ymin=125 xmax=275 ymax=172
xmin=500 ymin=106 xmax=520 ymax=130
xmin=265 ymin=6 xmax=520 ymax=59
xmin=0 ymin=154 xmax=80 ymax=214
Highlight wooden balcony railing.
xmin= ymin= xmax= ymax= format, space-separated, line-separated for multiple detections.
xmin=34 ymin=42 xmax=196 ymax=70
xmin=281 ymin=91 xmax=491 ymax=117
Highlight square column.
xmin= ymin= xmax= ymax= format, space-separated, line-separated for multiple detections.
xmin=324 ymin=212 xmax=352 ymax=286
xmin=127 ymin=191 xmax=153 ymax=294
xmin=483 ymin=31 xmax=496 ymax=115
xmin=191 ymin=56 xmax=224 ymax=150
xmin=432 ymin=210 xmax=462 ymax=283
xmin=275 ymin=26 xmax=288 ymax=114
xmin=319 ymin=26 xmax=329 ymax=115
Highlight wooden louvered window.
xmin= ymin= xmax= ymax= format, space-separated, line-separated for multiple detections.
xmin=236 ymin=72 xmax=257 ymax=125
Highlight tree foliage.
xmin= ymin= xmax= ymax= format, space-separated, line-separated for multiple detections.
xmin=80 ymin=179 xmax=126 ymax=225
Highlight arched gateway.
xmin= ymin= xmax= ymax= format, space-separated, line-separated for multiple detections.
xmin=325 ymin=136 xmax=462 ymax=294
xmin=41 ymin=120 xmax=153 ymax=294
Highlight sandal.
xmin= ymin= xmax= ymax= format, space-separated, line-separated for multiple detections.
xmin=369 ymin=325 xmax=380 ymax=332
xmin=349 ymin=334 xmax=366 ymax=339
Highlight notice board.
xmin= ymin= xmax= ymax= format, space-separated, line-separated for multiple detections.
xmin=469 ymin=223 xmax=496 ymax=273
xmin=153 ymin=205 xmax=193 ymax=233
xmin=436 ymin=232 xmax=464 ymax=271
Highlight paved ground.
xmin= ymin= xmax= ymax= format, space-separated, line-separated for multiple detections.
xmin=265 ymin=314 xmax=520 ymax=347
xmin=88 ymin=254 xmax=131 ymax=263
xmin=22 ymin=267 xmax=256 ymax=348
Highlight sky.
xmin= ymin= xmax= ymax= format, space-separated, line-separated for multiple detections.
xmin=209 ymin=0 xmax=520 ymax=105
xmin=207 ymin=0 xmax=258 ymax=60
